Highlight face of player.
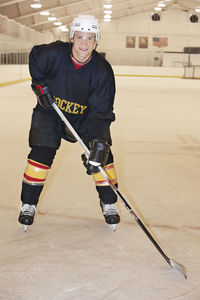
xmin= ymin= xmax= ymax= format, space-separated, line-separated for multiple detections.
xmin=72 ymin=31 xmax=96 ymax=63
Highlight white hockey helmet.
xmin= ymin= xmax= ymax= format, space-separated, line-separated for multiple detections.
xmin=70 ymin=14 xmax=100 ymax=42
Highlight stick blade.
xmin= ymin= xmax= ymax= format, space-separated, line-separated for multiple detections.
xmin=170 ymin=259 xmax=187 ymax=279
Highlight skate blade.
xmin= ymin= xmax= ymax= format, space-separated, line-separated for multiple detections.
xmin=24 ymin=225 xmax=28 ymax=232
xmin=110 ymin=224 xmax=116 ymax=231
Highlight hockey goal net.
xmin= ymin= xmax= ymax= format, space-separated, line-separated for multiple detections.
xmin=183 ymin=65 xmax=200 ymax=79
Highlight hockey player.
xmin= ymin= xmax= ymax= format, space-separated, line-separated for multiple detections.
xmin=18 ymin=14 xmax=120 ymax=231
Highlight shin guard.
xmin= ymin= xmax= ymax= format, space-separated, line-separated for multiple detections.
xmin=93 ymin=163 xmax=117 ymax=186
xmin=23 ymin=159 xmax=50 ymax=185
xmin=21 ymin=159 xmax=51 ymax=205
xmin=93 ymin=163 xmax=118 ymax=204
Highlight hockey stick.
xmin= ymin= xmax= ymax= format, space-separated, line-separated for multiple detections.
xmin=50 ymin=98 xmax=186 ymax=279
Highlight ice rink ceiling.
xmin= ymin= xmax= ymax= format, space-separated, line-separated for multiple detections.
xmin=0 ymin=0 xmax=200 ymax=32
xmin=0 ymin=72 xmax=200 ymax=299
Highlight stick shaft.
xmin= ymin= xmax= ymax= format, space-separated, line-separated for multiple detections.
xmin=99 ymin=168 xmax=171 ymax=266
xmin=52 ymin=102 xmax=171 ymax=267
xmin=52 ymin=103 xmax=90 ymax=155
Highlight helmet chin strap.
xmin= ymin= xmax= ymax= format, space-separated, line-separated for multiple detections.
xmin=69 ymin=41 xmax=98 ymax=65
xmin=71 ymin=51 xmax=92 ymax=65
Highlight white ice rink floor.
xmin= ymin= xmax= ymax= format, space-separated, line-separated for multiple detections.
xmin=0 ymin=75 xmax=200 ymax=299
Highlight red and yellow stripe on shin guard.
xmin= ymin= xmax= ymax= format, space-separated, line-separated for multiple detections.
xmin=23 ymin=159 xmax=50 ymax=185
xmin=93 ymin=163 xmax=118 ymax=186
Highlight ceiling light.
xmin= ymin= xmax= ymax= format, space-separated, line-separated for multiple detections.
xmin=40 ymin=11 xmax=50 ymax=16
xmin=48 ymin=15 xmax=57 ymax=21
xmin=154 ymin=7 xmax=162 ymax=11
xmin=59 ymin=26 xmax=69 ymax=32
xmin=195 ymin=7 xmax=200 ymax=12
xmin=104 ymin=14 xmax=112 ymax=19
xmin=104 ymin=4 xmax=112 ymax=9
xmin=158 ymin=3 xmax=166 ymax=7
xmin=104 ymin=10 xmax=112 ymax=14
xmin=30 ymin=0 xmax=42 ymax=9
xmin=54 ymin=21 xmax=62 ymax=26
xmin=104 ymin=18 xmax=111 ymax=22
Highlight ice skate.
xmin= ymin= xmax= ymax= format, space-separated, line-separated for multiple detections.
xmin=100 ymin=201 xmax=120 ymax=231
xmin=18 ymin=204 xmax=36 ymax=232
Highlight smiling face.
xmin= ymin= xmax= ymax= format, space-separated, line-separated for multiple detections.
xmin=71 ymin=31 xmax=96 ymax=63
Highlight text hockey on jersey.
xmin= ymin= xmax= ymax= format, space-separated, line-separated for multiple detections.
xmin=55 ymin=96 xmax=87 ymax=115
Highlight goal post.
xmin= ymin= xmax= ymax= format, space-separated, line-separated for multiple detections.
xmin=183 ymin=65 xmax=200 ymax=79
xmin=182 ymin=47 xmax=200 ymax=79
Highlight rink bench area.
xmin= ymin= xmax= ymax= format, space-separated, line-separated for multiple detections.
xmin=113 ymin=65 xmax=184 ymax=78
xmin=0 ymin=65 xmax=30 ymax=86
xmin=0 ymin=65 xmax=185 ymax=86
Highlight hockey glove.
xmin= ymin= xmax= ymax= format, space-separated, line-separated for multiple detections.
xmin=31 ymin=82 xmax=54 ymax=110
xmin=81 ymin=139 xmax=110 ymax=175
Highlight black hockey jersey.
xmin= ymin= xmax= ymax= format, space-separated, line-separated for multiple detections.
xmin=29 ymin=41 xmax=116 ymax=142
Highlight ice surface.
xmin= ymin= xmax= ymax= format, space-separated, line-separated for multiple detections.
xmin=0 ymin=75 xmax=200 ymax=299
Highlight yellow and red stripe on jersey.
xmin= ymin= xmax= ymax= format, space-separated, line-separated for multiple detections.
xmin=93 ymin=163 xmax=118 ymax=186
xmin=23 ymin=159 xmax=50 ymax=185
